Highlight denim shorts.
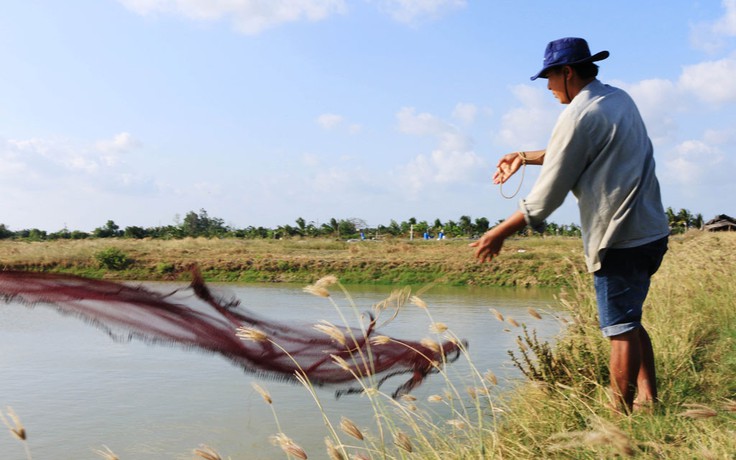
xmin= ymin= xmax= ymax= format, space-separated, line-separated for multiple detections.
xmin=593 ymin=237 xmax=668 ymax=337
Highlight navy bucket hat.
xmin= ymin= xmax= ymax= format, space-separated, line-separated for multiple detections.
xmin=530 ymin=37 xmax=609 ymax=81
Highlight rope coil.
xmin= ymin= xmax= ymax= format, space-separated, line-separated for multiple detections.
xmin=499 ymin=151 xmax=527 ymax=199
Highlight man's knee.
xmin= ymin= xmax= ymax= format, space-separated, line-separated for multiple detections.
xmin=608 ymin=326 xmax=642 ymax=343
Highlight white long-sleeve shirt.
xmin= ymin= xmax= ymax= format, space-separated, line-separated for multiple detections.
xmin=520 ymin=80 xmax=670 ymax=272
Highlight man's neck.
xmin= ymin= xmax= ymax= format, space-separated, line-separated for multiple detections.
xmin=568 ymin=77 xmax=597 ymax=101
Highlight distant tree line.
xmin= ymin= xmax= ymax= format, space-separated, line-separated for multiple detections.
xmin=665 ymin=207 xmax=704 ymax=234
xmin=0 ymin=207 xmax=703 ymax=241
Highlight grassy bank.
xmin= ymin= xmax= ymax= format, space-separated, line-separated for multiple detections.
xmin=0 ymin=236 xmax=587 ymax=288
xmin=478 ymin=231 xmax=736 ymax=458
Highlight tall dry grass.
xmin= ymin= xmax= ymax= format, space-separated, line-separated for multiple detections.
xmin=477 ymin=231 xmax=736 ymax=459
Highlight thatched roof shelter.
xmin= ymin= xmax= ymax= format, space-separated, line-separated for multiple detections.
xmin=704 ymin=214 xmax=736 ymax=232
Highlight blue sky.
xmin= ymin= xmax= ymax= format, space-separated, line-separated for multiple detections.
xmin=1 ymin=0 xmax=734 ymax=232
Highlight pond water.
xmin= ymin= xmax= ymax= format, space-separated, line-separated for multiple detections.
xmin=0 ymin=282 xmax=564 ymax=459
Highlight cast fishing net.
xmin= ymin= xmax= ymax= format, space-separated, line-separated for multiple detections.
xmin=0 ymin=269 xmax=463 ymax=397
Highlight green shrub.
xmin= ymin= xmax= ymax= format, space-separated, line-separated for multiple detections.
xmin=155 ymin=262 xmax=175 ymax=275
xmin=94 ymin=247 xmax=132 ymax=270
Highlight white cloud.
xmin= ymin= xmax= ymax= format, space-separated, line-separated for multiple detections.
xmin=690 ymin=0 xmax=736 ymax=53
xmin=615 ymin=78 xmax=681 ymax=144
xmin=393 ymin=106 xmax=484 ymax=195
xmin=95 ymin=132 xmax=141 ymax=154
xmin=316 ymin=113 xmax=362 ymax=134
xmin=399 ymin=149 xmax=486 ymax=194
xmin=396 ymin=106 xmax=472 ymax=152
xmin=678 ymin=55 xmax=736 ymax=104
xmin=301 ymin=152 xmax=320 ymax=166
xmin=0 ymin=133 xmax=145 ymax=191
xmin=396 ymin=106 xmax=445 ymax=135
xmin=117 ymin=0 xmax=347 ymax=34
xmin=451 ymin=102 xmax=477 ymax=124
xmin=95 ymin=132 xmax=142 ymax=166
xmin=703 ymin=127 xmax=736 ymax=144
xmin=316 ymin=113 xmax=344 ymax=129
xmin=495 ymin=85 xmax=559 ymax=150
xmin=375 ymin=0 xmax=466 ymax=24
xmin=713 ymin=0 xmax=736 ymax=35
xmin=661 ymin=139 xmax=724 ymax=186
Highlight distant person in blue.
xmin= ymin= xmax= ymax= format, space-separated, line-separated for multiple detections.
xmin=471 ymin=38 xmax=669 ymax=414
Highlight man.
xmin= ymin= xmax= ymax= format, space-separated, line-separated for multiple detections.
xmin=471 ymin=37 xmax=669 ymax=413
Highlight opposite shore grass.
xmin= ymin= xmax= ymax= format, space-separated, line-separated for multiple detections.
xmin=0 ymin=235 xmax=587 ymax=288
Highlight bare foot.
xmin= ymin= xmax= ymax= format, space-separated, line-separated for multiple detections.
xmin=633 ymin=399 xmax=656 ymax=415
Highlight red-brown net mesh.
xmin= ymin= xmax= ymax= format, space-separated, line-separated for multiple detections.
xmin=0 ymin=269 xmax=463 ymax=398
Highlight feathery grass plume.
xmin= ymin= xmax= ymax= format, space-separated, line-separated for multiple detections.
xmin=362 ymin=387 xmax=379 ymax=397
xmin=678 ymin=403 xmax=718 ymax=419
xmin=1 ymin=407 xmax=31 ymax=460
xmin=410 ymin=295 xmax=428 ymax=309
xmin=484 ymin=370 xmax=498 ymax=385
xmin=547 ymin=418 xmax=633 ymax=457
xmin=303 ymin=284 xmax=330 ymax=298
xmin=473 ymin=386 xmax=490 ymax=396
xmin=325 ymin=437 xmax=345 ymax=460
xmin=330 ymin=354 xmax=352 ymax=372
xmin=369 ymin=335 xmax=391 ymax=345
xmin=373 ymin=286 xmax=411 ymax=312
xmin=420 ymin=338 xmax=441 ymax=353
xmin=429 ymin=321 xmax=448 ymax=333
xmin=0 ymin=407 xmax=26 ymax=441
xmin=339 ymin=417 xmax=364 ymax=441
xmin=193 ymin=444 xmax=222 ymax=460
xmin=313 ymin=320 xmax=346 ymax=346
xmin=393 ymin=430 xmax=413 ymax=453
xmin=235 ymin=326 xmax=268 ymax=342
xmin=400 ymin=394 xmax=417 ymax=402
xmin=527 ymin=307 xmax=543 ymax=319
xmin=427 ymin=394 xmax=443 ymax=403
xmin=489 ymin=308 xmax=504 ymax=322
xmin=252 ymin=382 xmax=273 ymax=404
xmin=447 ymin=419 xmax=468 ymax=430
xmin=721 ymin=399 xmax=736 ymax=412
xmin=507 ymin=317 xmax=520 ymax=327
xmin=315 ymin=275 xmax=338 ymax=288
xmin=270 ymin=433 xmax=308 ymax=460
xmin=92 ymin=445 xmax=119 ymax=460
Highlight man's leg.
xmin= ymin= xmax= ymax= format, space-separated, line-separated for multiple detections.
xmin=634 ymin=326 xmax=657 ymax=409
xmin=609 ymin=328 xmax=642 ymax=413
